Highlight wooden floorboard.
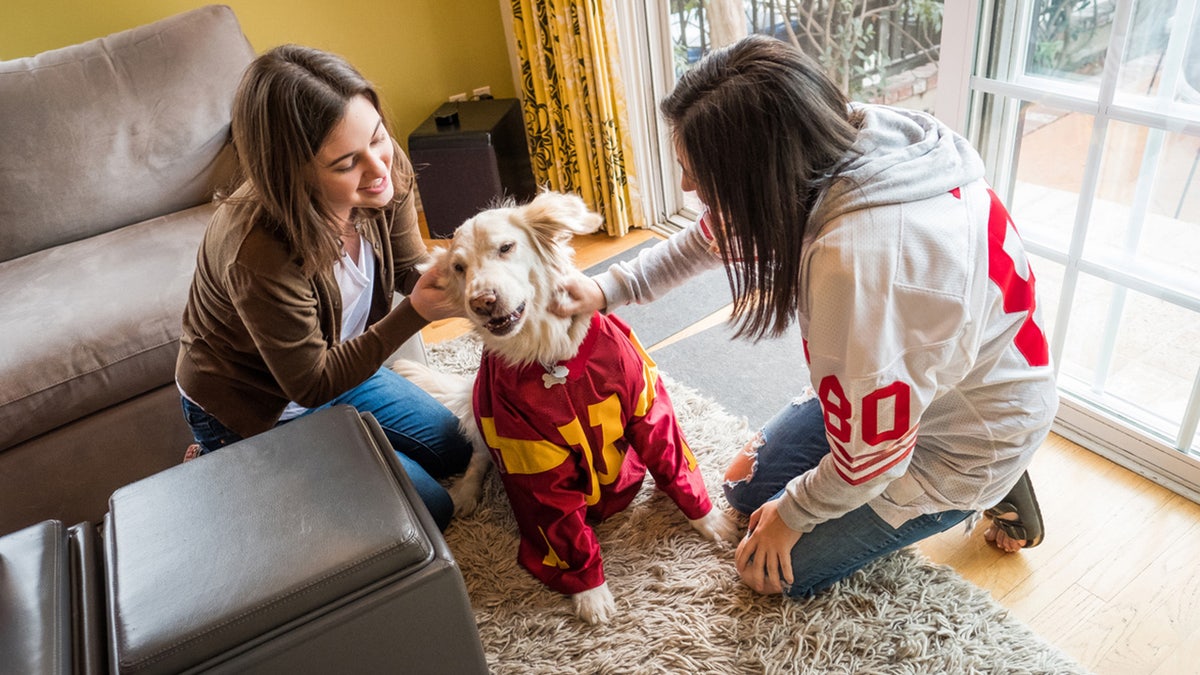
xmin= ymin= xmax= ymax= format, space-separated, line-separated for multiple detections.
xmin=421 ymin=227 xmax=1200 ymax=675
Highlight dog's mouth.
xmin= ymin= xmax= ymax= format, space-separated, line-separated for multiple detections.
xmin=482 ymin=302 xmax=526 ymax=336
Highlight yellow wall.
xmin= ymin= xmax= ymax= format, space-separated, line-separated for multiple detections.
xmin=0 ymin=1 xmax=517 ymax=152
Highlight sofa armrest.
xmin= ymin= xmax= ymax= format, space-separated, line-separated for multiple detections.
xmin=389 ymin=332 xmax=428 ymax=366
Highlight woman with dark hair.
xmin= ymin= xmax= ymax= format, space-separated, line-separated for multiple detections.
xmin=176 ymin=45 xmax=471 ymax=530
xmin=559 ymin=34 xmax=1055 ymax=596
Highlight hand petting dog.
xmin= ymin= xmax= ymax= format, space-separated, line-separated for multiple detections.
xmin=552 ymin=270 xmax=606 ymax=317
xmin=409 ymin=263 xmax=468 ymax=322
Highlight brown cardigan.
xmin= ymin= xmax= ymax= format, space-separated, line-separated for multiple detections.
xmin=176 ymin=159 xmax=429 ymax=438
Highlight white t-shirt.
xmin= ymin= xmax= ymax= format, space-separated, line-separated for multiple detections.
xmin=279 ymin=235 xmax=375 ymax=421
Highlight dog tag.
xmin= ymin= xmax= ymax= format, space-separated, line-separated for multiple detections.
xmin=542 ymin=365 xmax=569 ymax=388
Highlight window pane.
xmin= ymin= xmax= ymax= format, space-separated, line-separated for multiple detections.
xmin=1012 ymin=103 xmax=1095 ymax=251
xmin=1084 ymin=121 xmax=1200 ymax=294
xmin=1058 ymin=273 xmax=1200 ymax=444
xmin=968 ymin=90 xmax=1093 ymax=251
xmin=1117 ymin=0 xmax=1200 ymax=107
xmin=1024 ymin=0 xmax=1113 ymax=85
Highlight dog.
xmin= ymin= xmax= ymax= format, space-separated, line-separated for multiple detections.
xmin=394 ymin=191 xmax=738 ymax=624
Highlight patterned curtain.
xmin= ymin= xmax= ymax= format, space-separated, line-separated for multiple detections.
xmin=509 ymin=0 xmax=643 ymax=236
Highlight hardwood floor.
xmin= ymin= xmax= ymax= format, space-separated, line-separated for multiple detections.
xmin=921 ymin=433 xmax=1200 ymax=675
xmin=421 ymin=230 xmax=1200 ymax=675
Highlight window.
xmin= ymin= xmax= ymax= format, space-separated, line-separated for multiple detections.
xmin=656 ymin=0 xmax=946 ymax=220
xmin=968 ymin=0 xmax=1200 ymax=496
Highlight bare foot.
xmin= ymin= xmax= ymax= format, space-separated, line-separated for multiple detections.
xmin=983 ymin=512 xmax=1026 ymax=553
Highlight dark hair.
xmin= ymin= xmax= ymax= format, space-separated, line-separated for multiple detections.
xmin=661 ymin=34 xmax=861 ymax=340
xmin=230 ymin=45 xmax=405 ymax=273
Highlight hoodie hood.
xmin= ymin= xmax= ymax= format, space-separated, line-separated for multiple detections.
xmin=811 ymin=104 xmax=985 ymax=231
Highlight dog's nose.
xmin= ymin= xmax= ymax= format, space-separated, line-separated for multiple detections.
xmin=470 ymin=291 xmax=497 ymax=316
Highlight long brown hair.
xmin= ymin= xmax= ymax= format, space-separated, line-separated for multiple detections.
xmin=661 ymin=35 xmax=861 ymax=340
xmin=229 ymin=44 xmax=406 ymax=273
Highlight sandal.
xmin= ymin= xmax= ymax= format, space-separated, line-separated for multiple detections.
xmin=985 ymin=470 xmax=1044 ymax=548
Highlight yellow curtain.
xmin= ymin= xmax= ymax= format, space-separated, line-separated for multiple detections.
xmin=509 ymin=0 xmax=643 ymax=236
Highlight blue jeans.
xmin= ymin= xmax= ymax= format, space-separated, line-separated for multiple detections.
xmin=723 ymin=397 xmax=971 ymax=598
xmin=181 ymin=368 xmax=472 ymax=531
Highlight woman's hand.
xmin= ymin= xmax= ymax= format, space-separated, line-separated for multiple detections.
xmin=408 ymin=264 xmax=465 ymax=322
xmin=552 ymin=271 xmax=606 ymax=317
xmin=734 ymin=499 xmax=802 ymax=595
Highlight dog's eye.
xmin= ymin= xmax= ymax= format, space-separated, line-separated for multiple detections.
xmin=499 ymin=242 xmax=514 ymax=255
xmin=453 ymin=262 xmax=465 ymax=274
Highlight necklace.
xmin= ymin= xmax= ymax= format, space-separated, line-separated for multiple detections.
xmin=339 ymin=220 xmax=363 ymax=264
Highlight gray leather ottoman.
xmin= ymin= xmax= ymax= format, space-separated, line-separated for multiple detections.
xmin=102 ymin=405 xmax=487 ymax=674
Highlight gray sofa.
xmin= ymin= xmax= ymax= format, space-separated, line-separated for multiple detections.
xmin=0 ymin=5 xmax=424 ymax=535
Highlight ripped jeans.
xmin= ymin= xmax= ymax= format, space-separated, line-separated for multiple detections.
xmin=722 ymin=396 xmax=971 ymax=598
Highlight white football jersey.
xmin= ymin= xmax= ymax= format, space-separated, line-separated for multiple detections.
xmin=596 ymin=104 xmax=1058 ymax=532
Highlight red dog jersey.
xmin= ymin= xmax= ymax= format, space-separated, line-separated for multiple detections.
xmin=473 ymin=312 xmax=713 ymax=595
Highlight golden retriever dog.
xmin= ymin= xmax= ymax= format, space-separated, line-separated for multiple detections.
xmin=394 ymin=191 xmax=737 ymax=624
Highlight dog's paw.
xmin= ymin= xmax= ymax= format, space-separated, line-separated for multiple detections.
xmin=571 ymin=582 xmax=616 ymax=625
xmin=690 ymin=508 xmax=740 ymax=544
xmin=447 ymin=480 xmax=482 ymax=516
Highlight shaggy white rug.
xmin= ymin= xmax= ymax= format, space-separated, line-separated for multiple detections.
xmin=426 ymin=335 xmax=1088 ymax=675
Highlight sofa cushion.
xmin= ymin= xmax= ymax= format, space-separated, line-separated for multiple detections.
xmin=0 ymin=5 xmax=253 ymax=263
xmin=0 ymin=204 xmax=211 ymax=451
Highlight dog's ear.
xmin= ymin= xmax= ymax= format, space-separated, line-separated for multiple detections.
xmin=518 ymin=191 xmax=604 ymax=245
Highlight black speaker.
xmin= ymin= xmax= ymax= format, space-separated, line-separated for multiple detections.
xmin=408 ymin=98 xmax=537 ymax=238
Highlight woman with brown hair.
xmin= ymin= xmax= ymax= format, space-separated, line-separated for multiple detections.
xmin=176 ymin=45 xmax=471 ymax=530
xmin=560 ymin=34 xmax=1053 ymax=596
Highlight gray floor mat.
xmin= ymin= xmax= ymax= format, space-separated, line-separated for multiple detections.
xmin=650 ymin=322 xmax=809 ymax=429
xmin=583 ymin=240 xmax=730 ymax=347
xmin=584 ymin=239 xmax=810 ymax=429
